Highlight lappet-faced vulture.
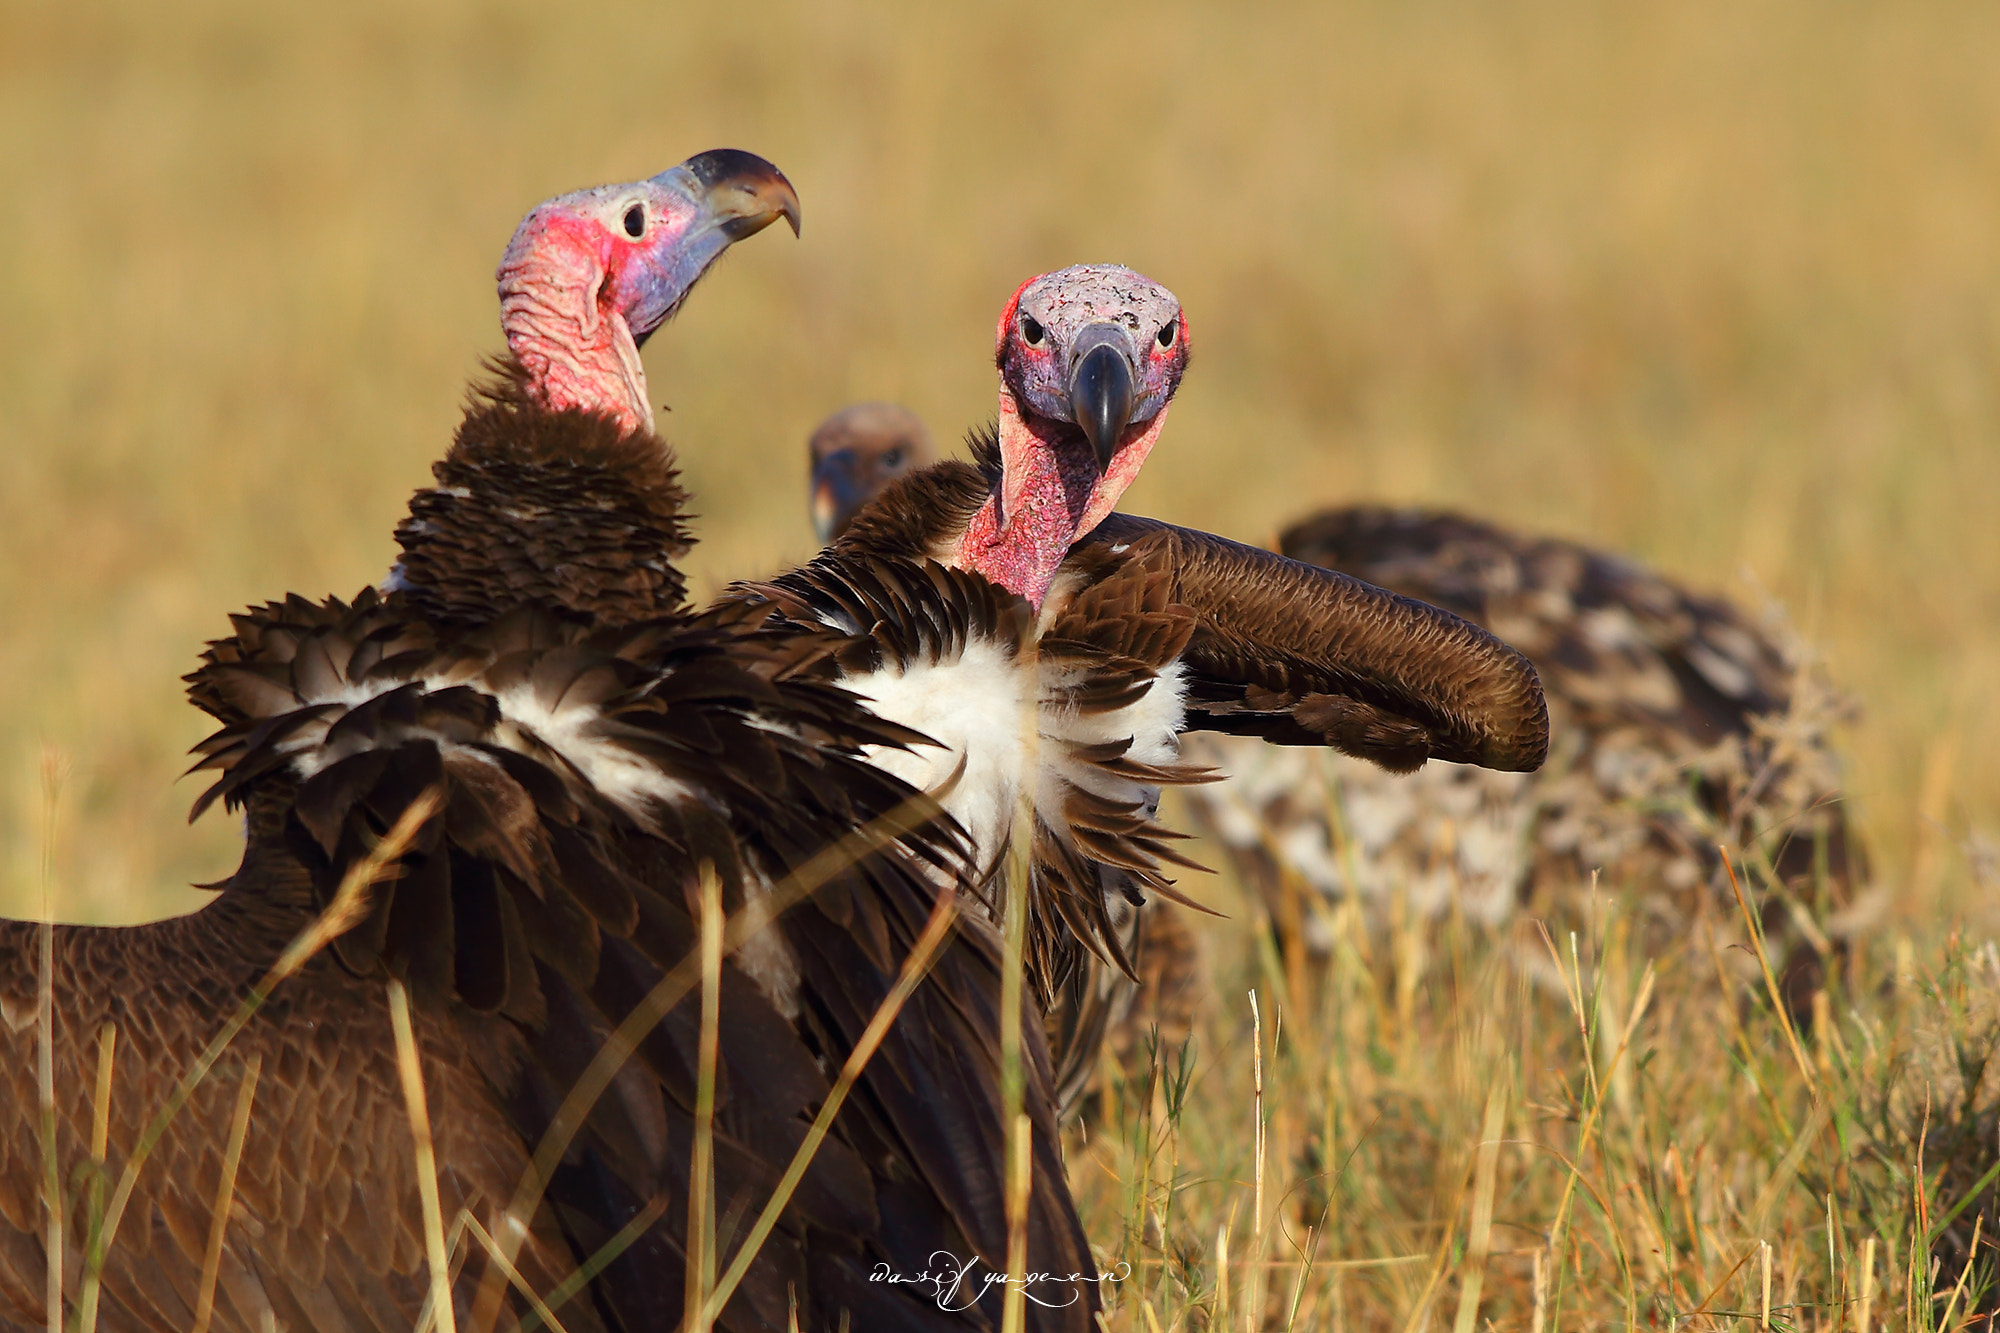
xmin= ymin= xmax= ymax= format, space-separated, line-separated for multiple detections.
xmin=739 ymin=265 xmax=1550 ymax=1115
xmin=2 ymin=153 xmax=1098 ymax=1333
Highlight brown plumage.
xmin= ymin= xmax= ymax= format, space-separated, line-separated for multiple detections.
xmin=743 ymin=510 xmax=1216 ymax=1113
xmin=1184 ymin=504 xmax=1862 ymax=1010
xmin=830 ymin=452 xmax=1548 ymax=1108
xmin=761 ymin=272 xmax=1546 ymax=1119
xmin=1079 ymin=514 xmax=1549 ymax=772
xmin=3 ymin=155 xmax=1099 ymax=1333
xmin=393 ymin=360 xmax=696 ymax=628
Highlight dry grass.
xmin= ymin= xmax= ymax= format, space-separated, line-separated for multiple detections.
xmin=6 ymin=0 xmax=1999 ymax=1327
xmin=1076 ymin=855 xmax=2000 ymax=1329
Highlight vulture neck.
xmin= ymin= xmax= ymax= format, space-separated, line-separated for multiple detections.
xmin=953 ymin=392 xmax=1170 ymax=608
xmin=391 ymin=362 xmax=694 ymax=630
xmin=498 ymin=229 xmax=655 ymax=437
xmin=957 ymin=392 xmax=1099 ymax=608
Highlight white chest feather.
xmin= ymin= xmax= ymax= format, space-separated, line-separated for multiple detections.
xmin=842 ymin=639 xmax=1191 ymax=873
xmin=842 ymin=638 xmax=1036 ymax=862
xmin=270 ymin=664 xmax=808 ymax=1011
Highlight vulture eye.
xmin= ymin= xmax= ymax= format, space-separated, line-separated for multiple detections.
xmin=1157 ymin=319 xmax=1178 ymax=349
xmin=622 ymin=204 xmax=646 ymax=238
xmin=1020 ymin=314 xmax=1045 ymax=347
xmin=881 ymin=447 xmax=904 ymax=468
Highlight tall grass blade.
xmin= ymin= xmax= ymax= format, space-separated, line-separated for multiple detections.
xmin=36 ymin=918 xmax=58 ymax=1333
xmin=686 ymin=864 xmax=723 ymax=1333
xmin=1761 ymin=1239 xmax=1772 ymax=1329
xmin=513 ymin=1195 xmax=669 ymax=1333
xmin=88 ymin=1024 xmax=115 ymax=1168
xmin=1450 ymin=1080 xmax=1507 ymax=1333
xmin=388 ymin=978 xmax=457 ymax=1333
xmin=1245 ymin=988 xmax=1266 ymax=1333
xmin=1723 ymin=845 xmax=1819 ymax=1095
xmin=1935 ymin=1212 xmax=1981 ymax=1330
xmin=190 ymin=1053 xmax=260 ymax=1333
xmin=454 ymin=1212 xmax=570 ymax=1333
xmin=1003 ymin=1111 xmax=1032 ymax=1333
xmin=472 ymin=789 xmax=945 ymax=1333
xmin=73 ymin=1022 xmax=117 ymax=1333
xmin=37 ymin=747 xmax=65 ymax=1333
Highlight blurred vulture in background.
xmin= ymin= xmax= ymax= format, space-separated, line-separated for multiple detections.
xmin=809 ymin=402 xmax=935 ymax=543
xmin=1188 ymin=508 xmax=1863 ymax=1013
xmin=802 ymin=381 xmax=1862 ymax=1032
xmin=778 ymin=266 xmax=1550 ymax=1115
xmin=1 ymin=153 xmax=1100 ymax=1333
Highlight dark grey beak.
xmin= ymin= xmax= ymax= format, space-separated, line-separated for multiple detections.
xmin=1067 ymin=324 xmax=1135 ymax=473
xmin=675 ymin=148 xmax=802 ymax=238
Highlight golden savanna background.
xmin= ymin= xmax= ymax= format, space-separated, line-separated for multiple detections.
xmin=6 ymin=0 xmax=2000 ymax=1325
xmin=6 ymin=0 xmax=1995 ymax=924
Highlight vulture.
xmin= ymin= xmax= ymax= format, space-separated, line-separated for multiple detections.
xmin=806 ymin=398 xmax=1197 ymax=1101
xmin=808 ymin=402 xmax=936 ymax=544
xmin=804 ymin=406 xmax=1211 ymax=1094
xmin=1181 ymin=508 xmax=1864 ymax=1011
xmin=751 ymin=265 xmax=1551 ymax=1113
xmin=2 ymin=151 xmax=1099 ymax=1333
xmin=804 ymin=401 xmax=1213 ymax=1087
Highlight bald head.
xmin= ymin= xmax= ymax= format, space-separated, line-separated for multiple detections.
xmin=807 ymin=403 xmax=937 ymax=543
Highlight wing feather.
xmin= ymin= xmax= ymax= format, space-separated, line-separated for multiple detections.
xmin=1080 ymin=512 xmax=1551 ymax=772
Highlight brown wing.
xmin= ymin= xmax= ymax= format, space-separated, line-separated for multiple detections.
xmin=2 ymin=586 xmax=1097 ymax=1333
xmin=0 ymin=834 xmax=603 ymax=1333
xmin=1078 ymin=513 xmax=1550 ymax=774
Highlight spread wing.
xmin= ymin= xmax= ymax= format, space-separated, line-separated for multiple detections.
xmin=1078 ymin=514 xmax=1551 ymax=774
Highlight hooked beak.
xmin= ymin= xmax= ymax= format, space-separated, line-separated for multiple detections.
xmin=672 ymin=147 xmax=802 ymax=240
xmin=624 ymin=149 xmax=800 ymax=349
xmin=1067 ymin=324 xmax=1136 ymax=473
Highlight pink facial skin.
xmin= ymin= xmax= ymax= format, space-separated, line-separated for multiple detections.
xmin=496 ymin=150 xmax=800 ymax=437
xmin=957 ymin=265 xmax=1189 ymax=607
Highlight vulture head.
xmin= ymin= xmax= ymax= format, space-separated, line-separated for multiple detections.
xmin=961 ymin=264 xmax=1188 ymax=606
xmin=808 ymin=402 xmax=937 ymax=543
xmin=496 ymin=148 xmax=801 ymax=436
